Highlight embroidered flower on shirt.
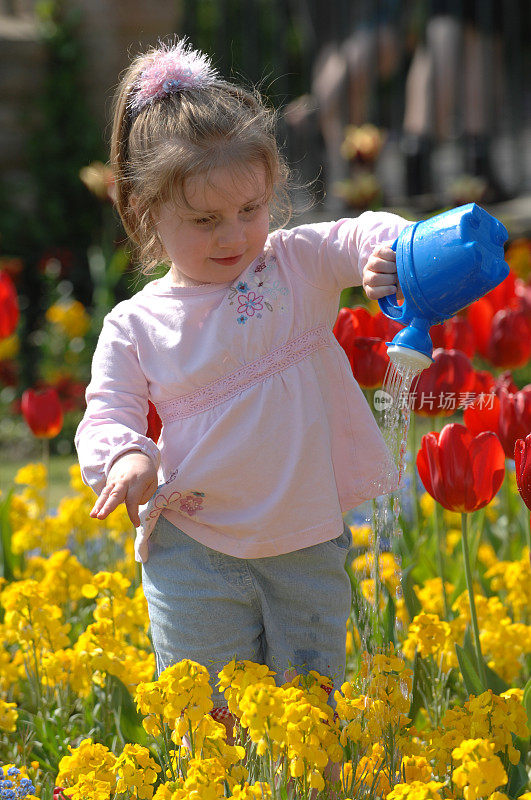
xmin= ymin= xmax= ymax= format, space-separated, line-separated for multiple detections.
xmin=227 ymin=252 xmax=286 ymax=321
xmin=252 ymin=273 xmax=288 ymax=298
xmin=179 ymin=492 xmax=204 ymax=516
xmin=147 ymin=489 xmax=182 ymax=519
xmin=237 ymin=291 xmax=264 ymax=317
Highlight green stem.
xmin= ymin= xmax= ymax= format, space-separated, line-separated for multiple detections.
xmin=41 ymin=438 xmax=50 ymax=516
xmin=460 ymin=513 xmax=487 ymax=688
xmin=434 ymin=503 xmax=450 ymax=620
xmin=371 ymin=499 xmax=381 ymax=637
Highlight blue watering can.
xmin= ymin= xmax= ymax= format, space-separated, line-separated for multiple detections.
xmin=378 ymin=203 xmax=509 ymax=371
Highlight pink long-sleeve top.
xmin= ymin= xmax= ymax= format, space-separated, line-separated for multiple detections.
xmin=75 ymin=212 xmax=411 ymax=562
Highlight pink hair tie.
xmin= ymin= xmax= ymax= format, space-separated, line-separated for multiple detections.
xmin=129 ymin=39 xmax=219 ymax=115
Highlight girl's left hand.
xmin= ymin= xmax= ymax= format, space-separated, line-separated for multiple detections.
xmin=362 ymin=245 xmax=402 ymax=300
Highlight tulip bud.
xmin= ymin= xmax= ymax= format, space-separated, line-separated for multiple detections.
xmin=0 ymin=270 xmax=19 ymax=338
xmin=21 ymin=388 xmax=63 ymax=438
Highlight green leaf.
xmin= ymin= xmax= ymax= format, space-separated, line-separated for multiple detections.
xmin=463 ymin=628 xmax=508 ymax=694
xmin=507 ymin=759 xmax=528 ymax=799
xmin=408 ymin=651 xmax=425 ymax=724
xmin=523 ymin=677 xmax=531 ymax=731
xmin=483 ymin=662 xmax=510 ymax=695
xmin=401 ymin=564 xmax=421 ymax=620
xmin=0 ymin=489 xmax=16 ymax=582
xmin=455 ymin=644 xmax=484 ymax=696
xmin=107 ymin=245 xmax=130 ymax=286
xmin=109 ymin=674 xmax=150 ymax=746
xmin=382 ymin=593 xmax=396 ymax=647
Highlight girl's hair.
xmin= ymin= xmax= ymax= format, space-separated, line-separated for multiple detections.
xmin=110 ymin=41 xmax=291 ymax=273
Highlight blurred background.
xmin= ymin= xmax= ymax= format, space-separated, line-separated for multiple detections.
xmin=1 ymin=0 xmax=530 ymax=469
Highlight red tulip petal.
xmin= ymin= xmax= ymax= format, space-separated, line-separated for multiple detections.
xmin=437 ymin=424 xmax=473 ymax=511
xmin=463 ymin=394 xmax=500 ymax=437
xmin=417 ymin=431 xmax=451 ymax=509
xmin=466 ymin=431 xmax=505 ymax=511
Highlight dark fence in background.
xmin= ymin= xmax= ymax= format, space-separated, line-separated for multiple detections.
xmin=180 ymin=0 xmax=531 ymax=209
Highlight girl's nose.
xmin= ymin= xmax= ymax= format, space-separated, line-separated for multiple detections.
xmin=217 ymin=219 xmax=246 ymax=248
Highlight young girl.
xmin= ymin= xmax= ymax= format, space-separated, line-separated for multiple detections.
xmin=75 ymin=39 xmax=411 ymax=731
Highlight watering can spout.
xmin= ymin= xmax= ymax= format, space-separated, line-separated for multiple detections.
xmin=378 ymin=203 xmax=509 ymax=370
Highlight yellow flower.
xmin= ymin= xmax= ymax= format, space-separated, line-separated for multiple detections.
xmin=446 ymin=528 xmax=461 ymax=554
xmin=349 ymin=524 xmax=372 ymax=547
xmin=228 ymin=783 xmax=272 ymax=799
xmin=415 ymin=577 xmax=455 ymax=617
xmin=0 ymin=699 xmax=18 ymax=732
xmin=61 ymin=772 xmax=112 ymax=800
xmin=478 ymin=542 xmax=498 ymax=569
xmin=0 ymin=333 xmax=20 ymax=360
xmin=401 ymin=755 xmax=433 ymax=783
xmin=387 ymin=780 xmax=445 ymax=800
xmin=46 ymin=299 xmax=90 ymax=338
xmin=419 ymin=493 xmax=435 ymax=518
xmin=505 ymin=237 xmax=531 ymax=278
xmin=113 ymin=744 xmax=161 ymax=799
xmin=56 ymin=738 xmax=117 ymax=789
xmin=14 ymin=462 xmax=47 ymax=490
xmin=486 ymin=553 xmax=531 ymax=622
xmin=452 ymin=739 xmax=507 ymax=800
xmin=217 ymin=659 xmax=276 ymax=719
xmin=402 ymin=612 xmax=451 ymax=660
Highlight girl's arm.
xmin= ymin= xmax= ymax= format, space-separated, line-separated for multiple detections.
xmin=272 ymin=210 xmax=412 ymax=293
xmin=75 ymin=312 xmax=161 ymax=506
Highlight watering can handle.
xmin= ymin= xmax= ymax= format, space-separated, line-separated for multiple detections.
xmin=378 ymin=292 xmax=406 ymax=321
xmin=377 ymin=237 xmax=408 ymax=323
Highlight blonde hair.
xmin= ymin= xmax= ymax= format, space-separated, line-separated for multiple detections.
xmin=110 ymin=44 xmax=291 ymax=273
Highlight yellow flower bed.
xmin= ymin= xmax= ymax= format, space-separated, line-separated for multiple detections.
xmin=0 ymin=464 xmax=530 ymax=799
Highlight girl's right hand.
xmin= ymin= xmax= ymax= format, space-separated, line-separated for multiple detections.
xmin=90 ymin=451 xmax=158 ymax=528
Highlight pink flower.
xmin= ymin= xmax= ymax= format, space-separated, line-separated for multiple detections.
xmin=237 ymin=291 xmax=263 ymax=317
xmin=179 ymin=494 xmax=204 ymax=516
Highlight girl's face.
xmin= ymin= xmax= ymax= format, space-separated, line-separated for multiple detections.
xmin=152 ymin=163 xmax=270 ymax=287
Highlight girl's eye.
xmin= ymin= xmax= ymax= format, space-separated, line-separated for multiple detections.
xmin=193 ymin=217 xmax=215 ymax=227
xmin=241 ymin=204 xmax=261 ymax=216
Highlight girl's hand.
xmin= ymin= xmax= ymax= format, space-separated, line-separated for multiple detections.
xmin=362 ymin=245 xmax=402 ymax=300
xmin=90 ymin=451 xmax=158 ymax=527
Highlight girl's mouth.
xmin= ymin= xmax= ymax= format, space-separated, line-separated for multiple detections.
xmin=210 ymin=254 xmax=244 ymax=266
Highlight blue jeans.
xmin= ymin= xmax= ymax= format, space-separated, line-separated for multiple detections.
xmin=142 ymin=515 xmax=352 ymax=708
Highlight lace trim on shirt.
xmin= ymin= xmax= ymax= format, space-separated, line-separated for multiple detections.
xmin=157 ymin=325 xmax=332 ymax=422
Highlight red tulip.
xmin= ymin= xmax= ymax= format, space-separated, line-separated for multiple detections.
xmin=515 ymin=434 xmax=531 ymax=510
xmin=416 ymin=423 xmax=505 ymax=513
xmin=471 ymin=369 xmax=495 ymax=395
xmin=466 ymin=297 xmax=494 ymax=358
xmin=498 ymin=386 xmax=531 ymax=459
xmin=21 ymin=388 xmax=63 ymax=438
xmin=515 ymin=277 xmax=531 ymax=318
xmin=430 ymin=315 xmax=476 ymax=358
xmin=349 ymin=337 xmax=389 ymax=388
xmin=409 ymin=348 xmax=476 ymax=416
xmin=333 ymin=306 xmax=403 ymax=389
xmin=0 ymin=270 xmax=19 ymax=338
xmin=333 ymin=307 xmax=361 ymax=353
xmin=493 ymin=371 xmax=519 ymax=395
xmin=463 ymin=393 xmax=500 ymax=439
xmin=484 ymin=269 xmax=518 ymax=312
xmin=487 ymin=308 xmax=531 ymax=369
xmin=146 ymin=400 xmax=162 ymax=443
